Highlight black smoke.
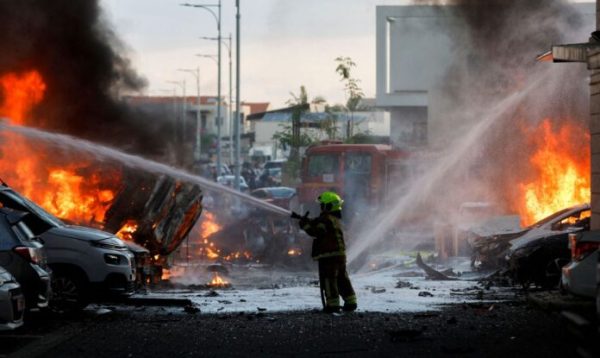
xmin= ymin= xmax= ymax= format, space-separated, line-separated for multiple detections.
xmin=0 ymin=0 xmax=170 ymax=155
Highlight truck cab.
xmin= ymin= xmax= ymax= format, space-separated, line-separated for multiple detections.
xmin=297 ymin=144 xmax=409 ymax=218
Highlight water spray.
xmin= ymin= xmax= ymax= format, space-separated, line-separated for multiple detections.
xmin=0 ymin=120 xmax=291 ymax=218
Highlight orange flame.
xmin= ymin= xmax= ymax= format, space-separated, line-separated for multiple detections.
xmin=188 ymin=211 xmax=223 ymax=260
xmin=208 ymin=272 xmax=229 ymax=287
xmin=517 ymin=119 xmax=590 ymax=225
xmin=201 ymin=212 xmax=221 ymax=238
xmin=116 ymin=220 xmax=139 ymax=241
xmin=0 ymin=70 xmax=121 ymax=225
xmin=0 ymin=70 xmax=46 ymax=125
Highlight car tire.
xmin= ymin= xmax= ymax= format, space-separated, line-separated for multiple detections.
xmin=51 ymin=270 xmax=90 ymax=311
xmin=541 ymin=259 xmax=561 ymax=289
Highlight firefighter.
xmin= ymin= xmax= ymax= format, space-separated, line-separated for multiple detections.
xmin=292 ymin=191 xmax=357 ymax=313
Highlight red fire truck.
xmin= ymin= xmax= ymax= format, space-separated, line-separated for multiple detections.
xmin=296 ymin=143 xmax=410 ymax=217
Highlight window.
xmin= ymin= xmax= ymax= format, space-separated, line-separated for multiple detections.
xmin=344 ymin=153 xmax=371 ymax=174
xmin=307 ymin=154 xmax=339 ymax=177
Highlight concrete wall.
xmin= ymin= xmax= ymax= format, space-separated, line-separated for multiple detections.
xmin=376 ymin=6 xmax=456 ymax=148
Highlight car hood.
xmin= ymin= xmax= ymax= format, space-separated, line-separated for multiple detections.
xmin=43 ymin=225 xmax=114 ymax=242
xmin=509 ymin=226 xmax=582 ymax=252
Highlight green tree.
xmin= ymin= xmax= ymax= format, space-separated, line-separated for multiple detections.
xmin=335 ymin=56 xmax=365 ymax=138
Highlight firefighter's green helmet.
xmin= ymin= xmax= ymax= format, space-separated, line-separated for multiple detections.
xmin=317 ymin=191 xmax=344 ymax=212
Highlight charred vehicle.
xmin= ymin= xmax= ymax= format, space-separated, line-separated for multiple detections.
xmin=470 ymin=203 xmax=590 ymax=270
xmin=104 ymin=174 xmax=203 ymax=258
xmin=505 ymin=231 xmax=582 ymax=289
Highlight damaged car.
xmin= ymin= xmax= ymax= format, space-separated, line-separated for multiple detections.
xmin=470 ymin=203 xmax=590 ymax=270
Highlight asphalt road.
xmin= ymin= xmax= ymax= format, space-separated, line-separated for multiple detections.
xmin=2 ymin=299 xmax=592 ymax=358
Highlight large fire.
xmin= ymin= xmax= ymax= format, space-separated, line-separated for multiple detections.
xmin=0 ymin=70 xmax=121 ymax=225
xmin=516 ymin=119 xmax=590 ymax=226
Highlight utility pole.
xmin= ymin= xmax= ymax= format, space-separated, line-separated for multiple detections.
xmin=234 ymin=0 xmax=241 ymax=190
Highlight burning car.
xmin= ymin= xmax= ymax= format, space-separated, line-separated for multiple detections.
xmin=470 ymin=203 xmax=590 ymax=270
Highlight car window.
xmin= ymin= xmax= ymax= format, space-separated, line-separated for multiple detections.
xmin=12 ymin=221 xmax=36 ymax=243
xmin=551 ymin=210 xmax=591 ymax=231
xmin=529 ymin=207 xmax=576 ymax=229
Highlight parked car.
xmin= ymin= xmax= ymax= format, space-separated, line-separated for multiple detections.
xmin=470 ymin=203 xmax=590 ymax=269
xmin=560 ymin=231 xmax=600 ymax=297
xmin=263 ymin=159 xmax=287 ymax=171
xmin=0 ymin=207 xmax=51 ymax=310
xmin=0 ymin=266 xmax=25 ymax=330
xmin=257 ymin=168 xmax=282 ymax=188
xmin=0 ymin=185 xmax=135 ymax=310
xmin=250 ymin=187 xmax=296 ymax=209
xmin=217 ymin=175 xmax=249 ymax=192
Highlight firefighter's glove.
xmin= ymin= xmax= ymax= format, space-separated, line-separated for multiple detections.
xmin=297 ymin=211 xmax=310 ymax=227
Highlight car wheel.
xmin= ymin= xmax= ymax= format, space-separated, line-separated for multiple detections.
xmin=51 ymin=272 xmax=90 ymax=311
xmin=541 ymin=259 xmax=563 ymax=289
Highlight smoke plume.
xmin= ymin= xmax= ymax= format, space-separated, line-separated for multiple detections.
xmin=0 ymin=0 xmax=169 ymax=155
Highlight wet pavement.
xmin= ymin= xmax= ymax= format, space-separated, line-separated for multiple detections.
xmin=2 ymin=298 xmax=590 ymax=358
xmin=2 ymin=262 xmax=597 ymax=357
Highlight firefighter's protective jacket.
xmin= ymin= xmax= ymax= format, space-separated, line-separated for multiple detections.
xmin=299 ymin=212 xmax=345 ymax=260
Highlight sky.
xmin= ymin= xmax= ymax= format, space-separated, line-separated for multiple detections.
xmin=100 ymin=0 xmax=593 ymax=109
xmin=100 ymin=0 xmax=410 ymax=108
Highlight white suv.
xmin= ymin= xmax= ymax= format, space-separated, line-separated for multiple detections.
xmin=0 ymin=185 xmax=135 ymax=310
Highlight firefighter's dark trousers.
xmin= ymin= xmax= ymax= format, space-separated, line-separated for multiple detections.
xmin=318 ymin=256 xmax=356 ymax=309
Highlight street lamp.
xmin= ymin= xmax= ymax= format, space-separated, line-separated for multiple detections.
xmin=178 ymin=68 xmax=202 ymax=162
xmin=200 ymin=34 xmax=234 ymax=166
xmin=181 ymin=1 xmax=223 ymax=178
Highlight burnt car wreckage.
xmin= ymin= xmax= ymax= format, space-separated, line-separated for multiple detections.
xmin=417 ymin=204 xmax=592 ymax=290
xmin=103 ymin=172 xmax=204 ymax=258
